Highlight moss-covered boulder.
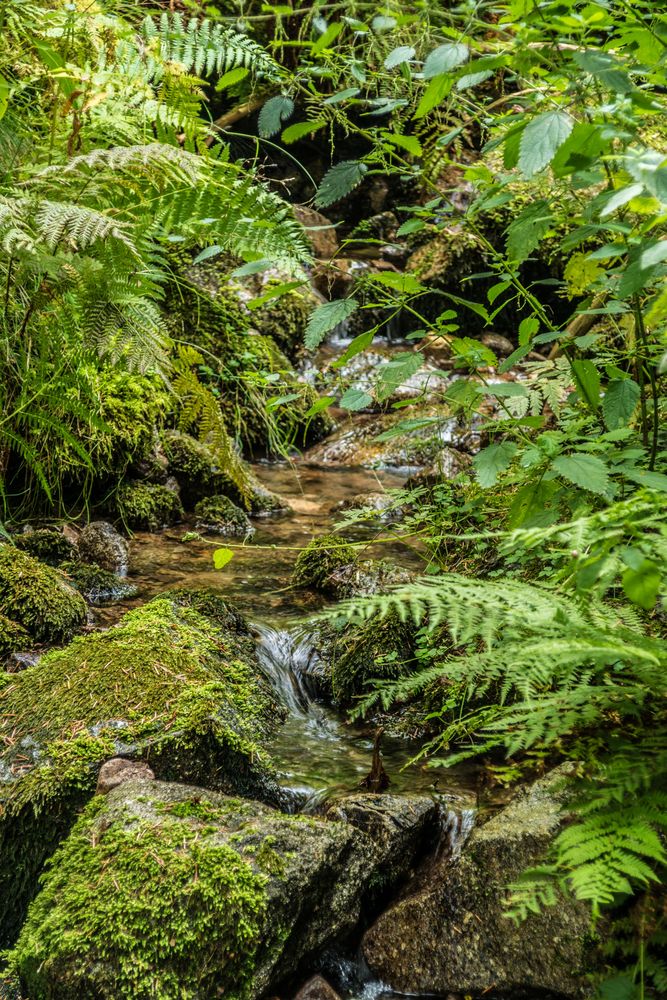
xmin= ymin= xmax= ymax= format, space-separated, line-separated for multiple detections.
xmin=13 ymin=529 xmax=76 ymax=567
xmin=329 ymin=611 xmax=417 ymax=705
xmin=362 ymin=767 xmax=593 ymax=998
xmin=0 ymin=593 xmax=282 ymax=946
xmin=292 ymin=534 xmax=356 ymax=593
xmin=325 ymin=560 xmax=414 ymax=600
xmin=8 ymin=781 xmax=437 ymax=999
xmin=60 ymin=561 xmax=138 ymax=604
xmin=0 ymin=613 xmax=30 ymax=658
xmin=194 ymin=495 xmax=254 ymax=537
xmin=114 ymin=482 xmax=183 ymax=532
xmin=0 ymin=545 xmax=87 ymax=645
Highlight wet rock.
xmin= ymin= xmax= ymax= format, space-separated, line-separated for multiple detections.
xmin=8 ymin=780 xmax=376 ymax=999
xmin=295 ymin=975 xmax=342 ymax=1000
xmin=294 ymin=206 xmax=338 ymax=259
xmin=325 ymin=560 xmax=413 ymax=600
xmin=292 ymin=534 xmax=356 ymax=593
xmin=0 ymin=545 xmax=86 ymax=645
xmin=114 ymin=481 xmax=183 ymax=532
xmin=481 ymin=332 xmax=515 ymax=356
xmin=337 ymin=491 xmax=403 ymax=523
xmin=194 ymin=495 xmax=254 ymax=537
xmin=13 ymin=528 xmax=76 ymax=567
xmin=96 ymin=757 xmax=155 ymax=794
xmin=0 ymin=593 xmax=282 ymax=946
xmin=362 ymin=767 xmax=592 ymax=998
xmin=78 ymin=521 xmax=129 ymax=575
xmin=60 ymin=561 xmax=138 ymax=604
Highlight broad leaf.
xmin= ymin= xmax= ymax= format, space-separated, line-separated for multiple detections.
xmin=622 ymin=560 xmax=661 ymax=610
xmin=414 ymin=74 xmax=452 ymax=118
xmin=423 ymin=43 xmax=469 ymax=78
xmin=213 ymin=548 xmax=234 ymax=570
xmin=258 ymin=96 xmax=295 ymax=138
xmin=339 ymin=387 xmax=373 ymax=410
xmin=506 ymin=201 xmax=553 ymax=263
xmin=304 ymin=298 xmax=359 ymax=349
xmin=552 ymin=454 xmax=610 ymax=495
xmin=603 ymin=378 xmax=640 ymax=430
xmin=571 ymin=359 xmax=601 ymax=411
xmin=384 ymin=46 xmax=415 ymax=69
xmin=281 ymin=119 xmax=326 ymax=144
xmin=315 ymin=161 xmax=368 ymax=207
xmin=473 ymin=442 xmax=517 ymax=488
xmin=518 ymin=112 xmax=574 ymax=177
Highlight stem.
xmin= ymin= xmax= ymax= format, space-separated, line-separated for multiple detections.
xmin=633 ymin=294 xmax=659 ymax=469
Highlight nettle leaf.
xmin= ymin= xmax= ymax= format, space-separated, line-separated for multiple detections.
xmin=304 ymin=298 xmax=359 ymax=349
xmin=622 ymin=560 xmax=661 ymax=610
xmin=281 ymin=118 xmax=326 ymax=143
xmin=384 ymin=45 xmax=415 ymax=69
xmin=572 ymin=50 xmax=632 ymax=94
xmin=385 ymin=133 xmax=422 ymax=157
xmin=423 ymin=42 xmax=469 ymax=78
xmin=506 ymin=200 xmax=553 ymax=264
xmin=622 ymin=468 xmax=667 ymax=492
xmin=518 ymin=112 xmax=574 ymax=178
xmin=457 ymin=69 xmax=493 ymax=90
xmin=451 ymin=336 xmax=497 ymax=369
xmin=603 ymin=378 xmax=640 ymax=430
xmin=414 ymin=73 xmax=452 ymax=118
xmin=473 ymin=441 xmax=517 ymax=488
xmin=552 ymin=454 xmax=610 ymax=496
xmin=571 ymin=359 xmax=601 ymax=411
xmin=339 ymin=386 xmax=373 ymax=410
xmin=368 ymin=272 xmax=425 ymax=295
xmin=305 ymin=396 xmax=335 ymax=418
xmin=315 ymin=161 xmax=368 ymax=208
xmin=376 ymin=351 xmax=424 ymax=401
xmin=258 ymin=95 xmax=295 ymax=138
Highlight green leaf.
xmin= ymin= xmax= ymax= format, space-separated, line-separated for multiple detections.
xmin=281 ymin=118 xmax=326 ymax=143
xmin=372 ymin=15 xmax=397 ymax=32
xmin=572 ymin=51 xmax=632 ymax=94
xmin=552 ymin=454 xmax=610 ymax=495
xmin=457 ymin=70 xmax=493 ymax=90
xmin=518 ymin=112 xmax=574 ymax=178
xmin=193 ymin=245 xmax=223 ymax=264
xmin=315 ymin=161 xmax=368 ymax=208
xmin=396 ymin=219 xmax=425 ymax=236
xmin=473 ymin=442 xmax=517 ymax=488
xmin=603 ymin=378 xmax=640 ymax=430
xmin=215 ymin=67 xmax=249 ymax=91
xmin=0 ymin=74 xmax=10 ymax=121
xmin=623 ymin=469 xmax=667 ymax=492
xmin=258 ymin=95 xmax=295 ymax=138
xmin=304 ymin=298 xmax=359 ymax=349
xmin=384 ymin=45 xmax=415 ymax=69
xmin=231 ymin=259 xmax=273 ymax=277
xmin=414 ymin=74 xmax=452 ymax=118
xmin=368 ymin=272 xmax=425 ymax=295
xmin=304 ymin=396 xmax=335 ymax=418
xmin=312 ymin=22 xmax=343 ymax=52
xmin=339 ymin=387 xmax=373 ymax=410
xmin=333 ymin=329 xmax=375 ymax=367
xmin=599 ymin=183 xmax=644 ymax=218
xmin=485 ymin=382 xmax=529 ymax=398
xmin=376 ymin=351 xmax=424 ymax=401
xmin=385 ymin=133 xmax=422 ymax=156
xmin=323 ymin=87 xmax=361 ymax=104
xmin=213 ymin=548 xmax=234 ymax=570
xmin=423 ymin=43 xmax=469 ymax=78
xmin=519 ymin=316 xmax=539 ymax=345
xmin=499 ymin=344 xmax=532 ymax=373
xmin=622 ymin=560 xmax=661 ymax=610
xmin=571 ymin=359 xmax=601 ymax=411
xmin=451 ymin=336 xmax=496 ymax=369
xmin=506 ymin=201 xmax=553 ymax=264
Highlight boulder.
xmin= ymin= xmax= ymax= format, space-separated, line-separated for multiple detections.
xmin=13 ymin=529 xmax=76 ymax=567
xmin=325 ymin=560 xmax=413 ymax=600
xmin=95 ymin=757 xmax=155 ymax=794
xmin=0 ymin=545 xmax=86 ymax=645
xmin=114 ymin=481 xmax=183 ymax=532
xmin=362 ymin=768 xmax=592 ymax=998
xmin=292 ymin=534 xmax=356 ymax=593
xmin=0 ymin=593 xmax=282 ymax=946
xmin=337 ymin=491 xmax=403 ymax=523
xmin=295 ymin=976 xmax=342 ymax=1000
xmin=194 ymin=495 xmax=254 ymax=538
xmin=60 ymin=561 xmax=138 ymax=604
xmin=77 ymin=521 xmax=129 ymax=575
xmin=294 ymin=206 xmax=338 ymax=259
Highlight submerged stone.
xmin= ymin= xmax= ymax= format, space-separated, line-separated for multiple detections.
xmin=194 ymin=495 xmax=254 ymax=538
xmin=60 ymin=561 xmax=138 ymax=604
xmin=0 ymin=545 xmax=87 ymax=645
xmin=0 ymin=593 xmax=282 ymax=946
xmin=292 ymin=534 xmax=356 ymax=593
xmin=77 ymin=521 xmax=129 ymax=575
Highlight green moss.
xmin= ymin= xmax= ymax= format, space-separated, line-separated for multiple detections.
xmin=292 ymin=534 xmax=357 ymax=592
xmin=0 ymin=544 xmax=87 ymax=644
xmin=331 ymin=612 xmax=417 ymax=705
xmin=59 ymin=561 xmax=138 ymax=604
xmin=194 ymin=495 xmax=253 ymax=537
xmin=0 ymin=613 xmax=30 ymax=656
xmin=13 ymin=530 xmax=76 ymax=567
xmin=9 ymin=794 xmax=270 ymax=1000
xmin=0 ymin=595 xmax=280 ymax=946
xmin=114 ymin=483 xmax=183 ymax=532
xmin=248 ymin=287 xmax=316 ymax=362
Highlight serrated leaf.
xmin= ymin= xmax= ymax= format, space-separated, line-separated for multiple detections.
xmin=213 ymin=548 xmax=234 ymax=570
xmin=333 ymin=330 xmax=375 ymax=367
xmin=603 ymin=378 xmax=640 ymax=429
xmin=339 ymin=387 xmax=373 ymax=410
xmin=368 ymin=272 xmax=425 ymax=294
xmin=281 ymin=118 xmax=326 ymax=143
xmin=423 ymin=42 xmax=469 ymax=79
xmin=414 ymin=74 xmax=452 ymax=118
xmin=193 ymin=245 xmax=223 ymax=264
xmin=258 ymin=95 xmax=295 ymax=138
xmin=571 ymin=359 xmax=601 ymax=411
xmin=385 ymin=133 xmax=422 ymax=156
xmin=372 ymin=15 xmax=397 ymax=32
xmin=376 ymin=351 xmax=423 ymax=401
xmin=623 ymin=468 xmax=667 ymax=492
xmin=572 ymin=50 xmax=632 ymax=94
xmin=506 ymin=200 xmax=553 ymax=264
xmin=457 ymin=69 xmax=493 ymax=90
xmin=315 ymin=160 xmax=368 ymax=208
xmin=552 ymin=454 xmax=610 ymax=495
xmin=304 ymin=298 xmax=359 ymax=349
xmin=518 ymin=112 xmax=574 ymax=177
xmin=215 ymin=67 xmax=249 ymax=91
xmin=384 ymin=45 xmax=415 ymax=69
xmin=304 ymin=396 xmax=335 ymax=418
xmin=473 ymin=442 xmax=517 ymax=487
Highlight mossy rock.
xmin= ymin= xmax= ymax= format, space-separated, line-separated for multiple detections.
xmin=114 ymin=482 xmax=183 ymax=532
xmin=194 ymin=495 xmax=254 ymax=537
xmin=6 ymin=780 xmax=412 ymax=1000
xmin=0 ymin=594 xmax=282 ymax=946
xmin=330 ymin=611 xmax=417 ymax=705
xmin=13 ymin=529 xmax=76 ymax=567
xmin=60 ymin=561 xmax=138 ymax=604
xmin=0 ymin=545 xmax=87 ymax=645
xmin=292 ymin=534 xmax=357 ymax=593
xmin=325 ymin=559 xmax=414 ymax=600
xmin=0 ymin=613 xmax=30 ymax=658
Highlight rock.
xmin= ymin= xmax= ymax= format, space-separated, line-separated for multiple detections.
xmin=114 ymin=481 xmax=183 ymax=532
xmin=96 ymin=757 xmax=155 ymax=794
xmin=60 ymin=561 xmax=138 ymax=604
xmin=7 ymin=780 xmax=373 ymax=999
xmin=194 ymin=495 xmax=254 ymax=538
xmin=292 ymin=534 xmax=356 ymax=593
xmin=481 ymin=332 xmax=515 ymax=356
xmin=0 ymin=614 xmax=31 ymax=660
xmin=13 ymin=528 xmax=76 ymax=567
xmin=294 ymin=206 xmax=339 ymax=259
xmin=78 ymin=521 xmax=129 ymax=575
xmin=295 ymin=975 xmax=342 ymax=1000
xmin=0 ymin=592 xmax=282 ymax=946
xmin=362 ymin=767 xmax=592 ymax=998
xmin=328 ymin=611 xmax=416 ymax=705
xmin=325 ymin=560 xmax=414 ymax=600
xmin=337 ymin=491 xmax=402 ymax=523
xmin=0 ymin=545 xmax=86 ymax=645
xmin=405 ymin=447 xmax=472 ymax=490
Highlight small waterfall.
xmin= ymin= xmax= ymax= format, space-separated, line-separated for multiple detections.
xmin=438 ymin=803 xmax=476 ymax=860
xmin=254 ymin=624 xmax=318 ymax=717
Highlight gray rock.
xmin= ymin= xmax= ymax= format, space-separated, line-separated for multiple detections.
xmin=78 ymin=521 xmax=129 ymax=575
xmin=362 ymin=767 xmax=592 ymax=998
xmin=294 ymin=975 xmax=342 ymax=1000
xmin=325 ymin=560 xmax=414 ymax=599
xmin=95 ymin=757 xmax=155 ymax=794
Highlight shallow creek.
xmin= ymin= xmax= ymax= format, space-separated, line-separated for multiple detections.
xmin=98 ymin=460 xmax=478 ymax=999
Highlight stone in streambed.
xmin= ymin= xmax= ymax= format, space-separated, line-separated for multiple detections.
xmin=60 ymin=560 xmax=138 ymax=604
xmin=0 ymin=545 xmax=86 ymax=646
xmin=294 ymin=975 xmax=342 ymax=1000
xmin=77 ymin=520 xmax=129 ymax=575
xmin=13 ymin=529 xmax=76 ymax=567
xmin=194 ymin=495 xmax=254 ymax=537
xmin=362 ymin=767 xmax=593 ymax=998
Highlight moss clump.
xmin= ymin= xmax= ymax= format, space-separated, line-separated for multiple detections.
xmin=330 ymin=612 xmax=417 ymax=705
xmin=292 ymin=534 xmax=357 ymax=592
xmin=114 ymin=483 xmax=183 ymax=532
xmin=13 ymin=530 xmax=76 ymax=567
xmin=0 ymin=595 xmax=280 ymax=946
xmin=0 ymin=613 xmax=30 ymax=657
xmin=194 ymin=495 xmax=254 ymax=537
xmin=0 ymin=545 xmax=87 ymax=644
xmin=60 ymin=561 xmax=138 ymax=604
